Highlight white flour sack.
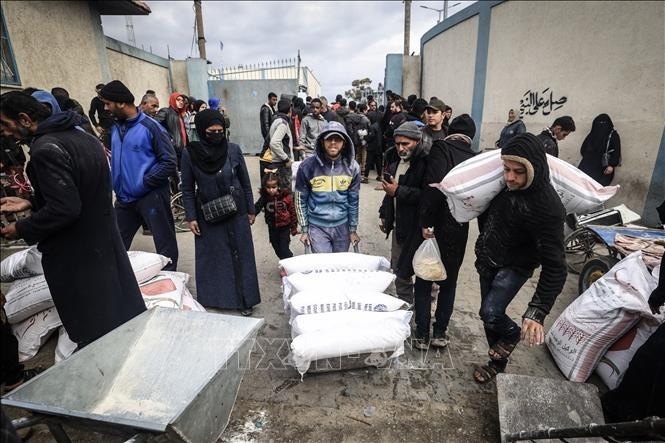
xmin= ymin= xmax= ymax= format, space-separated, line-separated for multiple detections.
xmin=346 ymin=291 xmax=410 ymax=312
xmin=12 ymin=306 xmax=62 ymax=362
xmin=139 ymin=272 xmax=185 ymax=309
xmin=291 ymin=309 xmax=413 ymax=339
xmin=4 ymin=275 xmax=53 ymax=324
xmin=282 ymin=270 xmax=396 ymax=309
xmin=54 ymin=326 xmax=78 ymax=363
xmin=595 ymin=318 xmax=662 ymax=389
xmin=181 ymin=286 xmax=206 ymax=312
xmin=279 ymin=252 xmax=391 ymax=276
xmin=433 ymin=150 xmax=620 ymax=222
xmin=1 ymin=246 xmax=43 ymax=282
xmin=289 ymin=318 xmax=411 ymax=374
xmin=288 ymin=290 xmax=350 ymax=319
xmin=545 ymin=252 xmax=658 ymax=382
xmin=127 ymin=251 xmax=171 ymax=284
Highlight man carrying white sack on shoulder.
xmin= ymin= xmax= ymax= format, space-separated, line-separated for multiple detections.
xmin=472 ymin=133 xmax=567 ymax=384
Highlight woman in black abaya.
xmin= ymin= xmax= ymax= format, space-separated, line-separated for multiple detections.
xmin=578 ymin=114 xmax=621 ymax=186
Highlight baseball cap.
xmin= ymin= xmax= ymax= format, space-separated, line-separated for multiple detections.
xmin=425 ymin=98 xmax=446 ymax=112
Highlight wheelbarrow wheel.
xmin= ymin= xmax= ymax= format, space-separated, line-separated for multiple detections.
xmin=578 ymin=256 xmax=619 ymax=295
xmin=564 ymin=228 xmax=610 ymax=275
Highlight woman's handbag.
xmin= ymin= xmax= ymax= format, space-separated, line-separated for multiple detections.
xmin=601 ymin=131 xmax=614 ymax=169
xmin=200 ymin=168 xmax=237 ymax=223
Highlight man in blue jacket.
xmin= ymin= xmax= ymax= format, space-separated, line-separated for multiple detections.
xmin=295 ymin=121 xmax=361 ymax=253
xmin=99 ymin=80 xmax=178 ymax=270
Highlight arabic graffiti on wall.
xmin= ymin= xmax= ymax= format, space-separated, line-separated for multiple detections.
xmin=519 ymin=88 xmax=567 ymax=117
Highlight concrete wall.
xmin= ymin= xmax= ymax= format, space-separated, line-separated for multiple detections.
xmin=208 ymin=79 xmax=297 ymax=154
xmin=105 ymin=37 xmax=171 ymax=108
xmin=422 ymin=15 xmax=478 ymax=114
xmin=384 ymin=54 xmax=403 ymax=98
xmin=185 ymin=58 xmax=209 ymax=102
xmin=420 ymin=0 xmax=665 ymax=225
xmin=402 ymin=55 xmax=421 ymax=99
xmin=170 ymin=60 xmax=190 ymax=97
xmin=1 ymin=1 xmax=106 ymax=104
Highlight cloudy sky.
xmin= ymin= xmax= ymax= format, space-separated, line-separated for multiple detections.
xmin=101 ymin=1 xmax=473 ymax=99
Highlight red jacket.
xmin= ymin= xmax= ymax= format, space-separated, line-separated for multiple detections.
xmin=254 ymin=188 xmax=297 ymax=230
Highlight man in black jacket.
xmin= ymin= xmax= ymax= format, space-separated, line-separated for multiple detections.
xmin=379 ymin=122 xmax=431 ymax=305
xmin=0 ymin=91 xmax=146 ymax=348
xmin=536 ymin=115 xmax=575 ymax=157
xmin=260 ymin=92 xmax=278 ymax=139
xmin=472 ymin=133 xmax=567 ymax=384
xmin=407 ymin=115 xmax=477 ymax=350
xmin=88 ymin=83 xmax=114 ymax=148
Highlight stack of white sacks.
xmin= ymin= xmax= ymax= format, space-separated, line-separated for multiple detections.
xmin=546 ymin=251 xmax=663 ymax=388
xmin=1 ymin=247 xmax=204 ymax=364
xmin=279 ymin=252 xmax=412 ymax=375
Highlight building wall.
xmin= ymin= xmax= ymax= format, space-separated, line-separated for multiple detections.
xmin=170 ymin=60 xmax=190 ymax=97
xmin=1 ymin=1 xmax=105 ymax=104
xmin=420 ymin=0 xmax=665 ymax=224
xmin=208 ymin=79 xmax=298 ymax=155
xmin=384 ymin=54 xmax=403 ymax=98
xmin=421 ymin=15 xmax=478 ymax=114
xmin=402 ymin=55 xmax=421 ymax=99
xmin=105 ymin=37 xmax=171 ymax=108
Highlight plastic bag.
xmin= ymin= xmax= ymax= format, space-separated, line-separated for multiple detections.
xmin=412 ymin=238 xmax=446 ymax=281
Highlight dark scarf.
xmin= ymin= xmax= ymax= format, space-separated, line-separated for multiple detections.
xmin=188 ymin=109 xmax=228 ymax=174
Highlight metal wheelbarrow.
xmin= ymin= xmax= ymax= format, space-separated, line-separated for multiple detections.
xmin=1 ymin=308 xmax=263 ymax=442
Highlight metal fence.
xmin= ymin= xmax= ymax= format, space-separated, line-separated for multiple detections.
xmin=209 ymin=58 xmax=299 ymax=81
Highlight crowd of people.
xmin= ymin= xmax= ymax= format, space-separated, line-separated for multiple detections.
xmin=0 ymin=82 xmax=662 ymax=427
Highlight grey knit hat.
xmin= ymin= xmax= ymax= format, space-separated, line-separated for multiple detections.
xmin=394 ymin=121 xmax=423 ymax=140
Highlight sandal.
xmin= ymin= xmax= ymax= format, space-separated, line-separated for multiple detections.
xmin=488 ymin=338 xmax=519 ymax=362
xmin=473 ymin=363 xmax=501 ymax=384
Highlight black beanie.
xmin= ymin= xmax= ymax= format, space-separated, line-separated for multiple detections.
xmin=277 ymin=99 xmax=291 ymax=114
xmin=448 ymin=114 xmax=476 ymax=139
xmin=99 ymin=80 xmax=135 ymax=104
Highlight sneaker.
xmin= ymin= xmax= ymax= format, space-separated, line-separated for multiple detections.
xmin=361 ymin=177 xmax=369 ymax=184
xmin=430 ymin=334 xmax=450 ymax=348
xmin=240 ymin=307 xmax=253 ymax=316
xmin=375 ymin=176 xmax=382 ymax=182
xmin=413 ymin=336 xmax=430 ymax=351
xmin=142 ymin=229 xmax=153 ymax=236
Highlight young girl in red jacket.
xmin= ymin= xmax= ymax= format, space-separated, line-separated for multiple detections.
xmin=254 ymin=171 xmax=298 ymax=259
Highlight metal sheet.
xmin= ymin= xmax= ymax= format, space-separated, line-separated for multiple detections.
xmin=2 ymin=308 xmax=263 ymax=442
xmin=496 ymin=374 xmax=605 ymax=443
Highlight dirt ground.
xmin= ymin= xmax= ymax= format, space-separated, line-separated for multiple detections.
xmin=1 ymin=156 xmax=606 ymax=443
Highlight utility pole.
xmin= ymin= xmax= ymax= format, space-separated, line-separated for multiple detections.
xmin=403 ymin=0 xmax=411 ymax=55
xmin=194 ymin=0 xmax=207 ymax=59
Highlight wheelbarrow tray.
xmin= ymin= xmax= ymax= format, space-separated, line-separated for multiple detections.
xmin=1 ymin=307 xmax=263 ymax=443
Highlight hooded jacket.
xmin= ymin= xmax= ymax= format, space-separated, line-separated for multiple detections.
xmin=16 ymin=111 xmax=146 ymax=345
xmin=110 ymin=109 xmax=177 ymax=203
xmin=475 ymin=133 xmax=567 ymax=324
xmin=537 ymin=128 xmax=558 ymax=157
xmin=299 ymin=113 xmax=326 ymax=155
xmin=31 ymin=91 xmax=62 ymax=114
xmin=295 ymin=121 xmax=360 ymax=232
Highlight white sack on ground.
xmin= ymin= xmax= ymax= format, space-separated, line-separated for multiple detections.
xmin=546 ymin=251 xmax=659 ymax=382
xmin=127 ymin=251 xmax=171 ymax=284
xmin=54 ymin=326 xmax=78 ymax=363
xmin=4 ymin=275 xmax=53 ymax=324
xmin=139 ymin=273 xmax=185 ymax=309
xmin=433 ymin=150 xmax=620 ymax=223
xmin=282 ymin=270 xmax=395 ymax=311
xmin=279 ymin=252 xmax=390 ymax=276
xmin=290 ymin=320 xmax=411 ymax=374
xmin=1 ymin=246 xmax=43 ymax=282
xmin=291 ymin=309 xmax=413 ymax=339
xmin=12 ymin=307 xmax=62 ymax=362
xmin=181 ymin=286 xmax=206 ymax=312
xmin=595 ymin=319 xmax=662 ymax=389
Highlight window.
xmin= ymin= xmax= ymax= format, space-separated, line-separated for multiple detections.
xmin=1 ymin=6 xmax=20 ymax=85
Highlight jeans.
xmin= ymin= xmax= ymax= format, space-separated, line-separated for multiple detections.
xmin=269 ymin=226 xmax=293 ymax=259
xmin=309 ymin=224 xmax=350 ymax=253
xmin=115 ymin=184 xmax=178 ymax=270
xmin=478 ymin=268 xmax=530 ymax=369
